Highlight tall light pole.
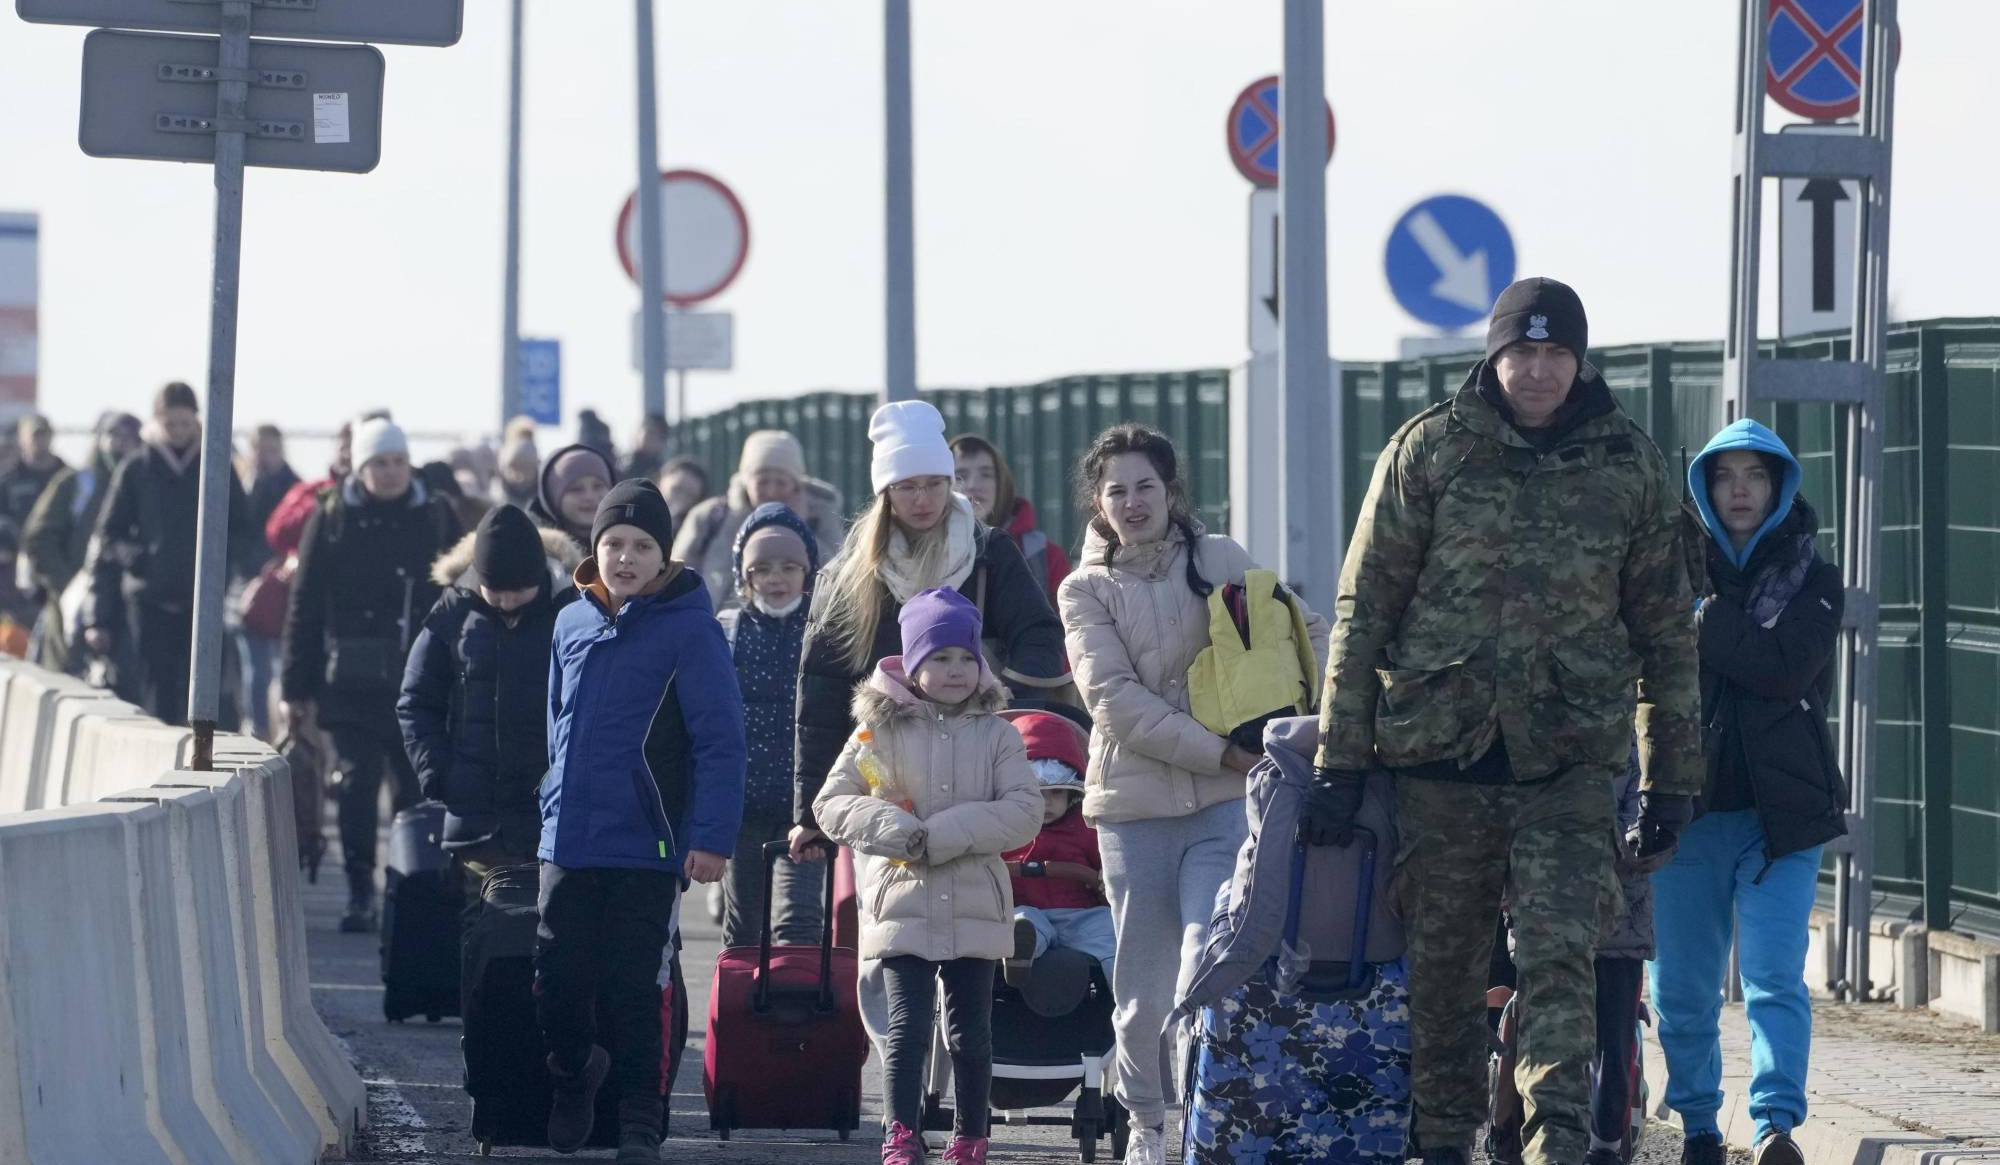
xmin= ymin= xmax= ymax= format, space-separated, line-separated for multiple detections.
xmin=883 ymin=0 xmax=916 ymax=402
xmin=499 ymin=0 xmax=523 ymax=430
xmin=1278 ymin=0 xmax=1338 ymax=599
xmin=635 ymin=0 xmax=669 ymax=418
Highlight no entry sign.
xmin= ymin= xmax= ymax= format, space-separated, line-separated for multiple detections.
xmin=616 ymin=169 xmax=750 ymax=307
xmin=1225 ymin=75 xmax=1334 ymax=188
xmin=1764 ymin=0 xmax=1895 ymax=121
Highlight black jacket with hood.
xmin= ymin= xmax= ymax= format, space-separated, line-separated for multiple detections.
xmin=1689 ymin=420 xmax=1848 ymax=864
xmin=397 ymin=525 xmax=581 ymax=853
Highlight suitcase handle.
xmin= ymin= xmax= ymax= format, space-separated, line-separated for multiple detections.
xmin=755 ymin=839 xmax=838 ymax=1014
xmin=1282 ymin=829 xmax=1377 ymax=992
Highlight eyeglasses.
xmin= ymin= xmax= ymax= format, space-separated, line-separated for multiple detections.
xmin=888 ymin=477 xmax=953 ymax=500
xmin=746 ymin=562 xmax=807 ymax=581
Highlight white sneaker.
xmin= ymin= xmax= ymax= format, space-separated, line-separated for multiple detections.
xmin=1125 ymin=1125 xmax=1166 ymax=1165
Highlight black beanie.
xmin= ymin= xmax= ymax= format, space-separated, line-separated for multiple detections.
xmin=1486 ymin=277 xmax=1588 ymax=362
xmin=473 ymin=504 xmax=547 ymax=591
xmin=591 ymin=478 xmax=675 ymax=554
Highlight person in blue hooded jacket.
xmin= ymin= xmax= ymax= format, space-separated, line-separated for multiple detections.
xmin=1646 ymin=419 xmax=1846 ymax=1165
xmin=715 ymin=501 xmax=825 ymax=948
xmin=536 ymin=478 xmax=746 ymax=1163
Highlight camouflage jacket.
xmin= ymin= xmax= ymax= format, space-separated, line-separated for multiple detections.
xmin=1314 ymin=369 xmax=1702 ymax=795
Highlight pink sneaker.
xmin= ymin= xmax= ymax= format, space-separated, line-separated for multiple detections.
xmin=942 ymin=1136 xmax=989 ymax=1165
xmin=882 ymin=1121 xmax=926 ymax=1165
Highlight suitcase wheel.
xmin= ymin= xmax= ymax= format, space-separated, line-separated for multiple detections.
xmin=838 ymin=1129 xmax=850 ymax=1142
xmin=718 ymin=1129 xmax=730 ymax=1141
xmin=427 ymin=1012 xmax=442 ymax=1023
xmin=477 ymin=1138 xmax=492 ymax=1157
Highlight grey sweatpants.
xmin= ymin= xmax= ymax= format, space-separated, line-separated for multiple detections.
xmin=720 ymin=815 xmax=825 ymax=948
xmin=1098 ymin=797 xmax=1248 ymax=1128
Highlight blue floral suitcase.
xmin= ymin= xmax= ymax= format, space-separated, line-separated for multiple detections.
xmin=1183 ymin=833 xmax=1413 ymax=1165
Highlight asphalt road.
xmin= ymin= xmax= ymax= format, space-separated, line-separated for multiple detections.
xmin=307 ymin=843 xmax=1726 ymax=1165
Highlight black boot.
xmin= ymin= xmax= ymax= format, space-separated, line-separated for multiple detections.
xmin=1754 ymin=1131 xmax=1804 ymax=1165
xmin=340 ymin=871 xmax=377 ymax=934
xmin=615 ymin=1094 xmax=663 ymax=1164
xmin=545 ymin=1044 xmax=610 ymax=1153
xmin=1684 ymin=1132 xmax=1728 ymax=1165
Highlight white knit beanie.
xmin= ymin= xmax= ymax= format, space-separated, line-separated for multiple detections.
xmin=867 ymin=400 xmax=954 ymax=495
xmin=351 ymin=417 xmax=409 ymax=469
xmin=737 ymin=429 xmax=807 ymax=483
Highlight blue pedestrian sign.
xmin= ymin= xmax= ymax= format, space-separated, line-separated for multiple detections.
xmin=519 ymin=337 xmax=561 ymax=426
xmin=1383 ymin=195 xmax=1515 ymax=331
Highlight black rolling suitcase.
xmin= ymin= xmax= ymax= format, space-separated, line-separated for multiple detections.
xmin=460 ymin=863 xmax=692 ymax=1154
xmin=381 ymin=801 xmax=461 ymax=1023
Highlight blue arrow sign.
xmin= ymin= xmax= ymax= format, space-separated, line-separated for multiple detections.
xmin=519 ymin=337 xmax=561 ymax=426
xmin=1383 ymin=195 xmax=1515 ymax=330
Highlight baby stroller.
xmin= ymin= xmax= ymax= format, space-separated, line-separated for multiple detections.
xmin=919 ymin=945 xmax=1128 ymax=1162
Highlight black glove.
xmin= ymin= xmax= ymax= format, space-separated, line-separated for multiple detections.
xmin=1624 ymin=792 xmax=1694 ymax=874
xmin=1298 ymin=766 xmax=1369 ymax=847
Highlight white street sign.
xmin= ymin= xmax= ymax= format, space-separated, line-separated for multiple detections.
xmin=0 ymin=212 xmax=36 ymax=414
xmin=631 ymin=311 xmax=734 ymax=373
xmin=616 ymin=171 xmax=749 ymax=306
xmin=1248 ymin=189 xmax=1278 ymax=356
xmin=1779 ymin=123 xmax=1858 ymax=339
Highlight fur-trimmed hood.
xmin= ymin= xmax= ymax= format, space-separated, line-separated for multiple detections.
xmin=431 ymin=524 xmax=584 ymax=589
xmin=851 ymin=655 xmax=1009 ymax=729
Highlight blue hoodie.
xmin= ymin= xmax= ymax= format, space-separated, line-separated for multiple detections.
xmin=721 ymin=503 xmax=821 ymax=820
xmin=1688 ymin=419 xmax=1803 ymax=570
xmin=540 ymin=560 xmax=747 ymax=873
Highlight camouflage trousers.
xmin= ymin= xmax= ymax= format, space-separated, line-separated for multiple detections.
xmin=1393 ymin=765 xmax=1621 ymax=1165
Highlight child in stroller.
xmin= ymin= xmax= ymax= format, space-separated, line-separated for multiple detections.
xmin=920 ymin=707 xmax=1130 ymax=1162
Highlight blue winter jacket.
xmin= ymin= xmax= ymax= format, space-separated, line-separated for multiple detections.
xmin=540 ymin=560 xmax=748 ymax=873
xmin=717 ymin=503 xmax=820 ymax=823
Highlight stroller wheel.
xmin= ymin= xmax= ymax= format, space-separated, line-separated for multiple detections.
xmin=1076 ymin=1116 xmax=1100 ymax=1162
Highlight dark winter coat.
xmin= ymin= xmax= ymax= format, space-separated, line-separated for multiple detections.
xmin=0 ymin=457 xmax=65 ymax=530
xmin=1688 ymin=418 xmax=1847 ymax=864
xmin=281 ymin=477 xmax=462 ymax=730
xmin=541 ymin=562 xmax=747 ymax=873
xmin=23 ymin=454 xmax=120 ymax=673
xmin=717 ymin=503 xmax=822 ymax=824
xmin=792 ymin=518 xmax=1070 ymax=831
xmin=83 ymin=440 xmax=254 ymax=632
xmin=397 ymin=526 xmax=582 ymax=854
xmin=243 ymin=462 xmax=301 ymax=573
xmin=1693 ymin=501 xmax=1847 ymax=862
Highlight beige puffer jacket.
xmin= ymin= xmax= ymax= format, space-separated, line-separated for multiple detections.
xmin=812 ymin=659 xmax=1043 ymax=962
xmin=1059 ymin=524 xmax=1330 ymax=826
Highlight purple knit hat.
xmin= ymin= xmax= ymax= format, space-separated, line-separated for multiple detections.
xmin=899 ymin=587 xmax=984 ymax=673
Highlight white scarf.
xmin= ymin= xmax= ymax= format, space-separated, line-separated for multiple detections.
xmin=880 ymin=494 xmax=978 ymax=604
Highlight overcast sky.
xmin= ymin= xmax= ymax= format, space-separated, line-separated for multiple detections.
xmin=2 ymin=1 xmax=1994 ymax=453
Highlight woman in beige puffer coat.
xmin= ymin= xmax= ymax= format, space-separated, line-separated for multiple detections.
xmin=1058 ymin=424 xmax=1327 ymax=1165
xmin=813 ymin=586 xmax=1042 ymax=1164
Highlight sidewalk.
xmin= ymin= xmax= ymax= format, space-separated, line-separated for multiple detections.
xmin=1642 ymin=1000 xmax=2000 ymax=1165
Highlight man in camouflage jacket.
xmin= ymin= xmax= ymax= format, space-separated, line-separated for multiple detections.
xmin=1299 ymin=278 xmax=1702 ymax=1165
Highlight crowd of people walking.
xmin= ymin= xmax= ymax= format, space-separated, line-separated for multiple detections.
xmin=5 ymin=276 xmax=1844 ymax=1165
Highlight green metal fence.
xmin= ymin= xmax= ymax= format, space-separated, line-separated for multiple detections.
xmin=672 ymin=316 xmax=2000 ymax=936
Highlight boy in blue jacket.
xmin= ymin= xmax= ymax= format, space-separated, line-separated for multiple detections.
xmin=537 ymin=479 xmax=746 ymax=1163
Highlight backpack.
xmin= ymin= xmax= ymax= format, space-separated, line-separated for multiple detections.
xmin=1186 ymin=569 xmax=1319 ymax=749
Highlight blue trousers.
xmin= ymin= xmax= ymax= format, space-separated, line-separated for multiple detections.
xmin=1016 ymin=905 xmax=1118 ymax=982
xmin=1647 ymin=810 xmax=1822 ymax=1141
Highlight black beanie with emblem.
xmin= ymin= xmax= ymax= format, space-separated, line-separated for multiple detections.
xmin=473 ymin=503 xmax=547 ymax=591
xmin=1486 ymin=276 xmax=1588 ymax=362
xmin=590 ymin=478 xmax=675 ymax=554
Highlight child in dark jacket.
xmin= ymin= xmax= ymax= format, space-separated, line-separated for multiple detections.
xmin=716 ymin=502 xmax=825 ymax=948
xmin=1000 ymin=710 xmax=1116 ymax=987
xmin=537 ymin=480 xmax=746 ymax=1164
xmin=397 ymin=504 xmax=579 ymax=931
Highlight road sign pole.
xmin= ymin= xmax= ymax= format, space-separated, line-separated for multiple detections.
xmin=499 ymin=0 xmax=523 ymax=431
xmin=634 ymin=0 xmax=668 ymax=419
xmin=883 ymin=0 xmax=917 ymax=403
xmin=1278 ymin=0 xmax=1338 ymax=599
xmin=186 ymin=0 xmax=252 ymax=768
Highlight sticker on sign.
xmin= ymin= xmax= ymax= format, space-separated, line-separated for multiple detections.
xmin=630 ymin=311 xmax=734 ymax=372
xmin=313 ymin=93 xmax=350 ymax=144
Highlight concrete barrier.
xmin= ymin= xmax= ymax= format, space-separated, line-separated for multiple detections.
xmin=0 ymin=802 xmax=203 ymax=1162
xmin=0 ymin=665 xmax=101 ymax=813
xmin=60 ymin=713 xmax=194 ymax=806
xmin=105 ymin=783 xmax=324 ymax=1163
xmin=162 ymin=759 xmax=366 ymax=1153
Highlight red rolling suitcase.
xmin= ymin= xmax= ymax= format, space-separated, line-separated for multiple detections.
xmin=704 ymin=840 xmax=866 ymax=1140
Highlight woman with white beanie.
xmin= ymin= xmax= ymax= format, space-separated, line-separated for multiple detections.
xmin=788 ymin=400 xmax=1070 ymax=861
xmin=672 ymin=428 xmax=847 ymax=609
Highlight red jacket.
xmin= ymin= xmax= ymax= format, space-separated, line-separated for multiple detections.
xmin=1004 ymin=807 xmax=1102 ymax=911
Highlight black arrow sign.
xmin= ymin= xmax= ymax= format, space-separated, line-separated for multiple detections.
xmin=1798 ymin=178 xmax=1848 ymax=313
xmin=1263 ymin=213 xmax=1280 ymax=321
